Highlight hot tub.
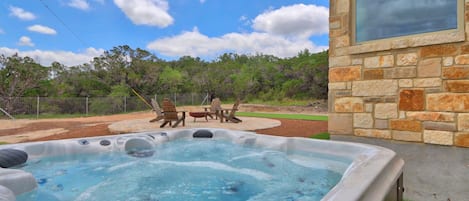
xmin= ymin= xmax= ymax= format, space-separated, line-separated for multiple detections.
xmin=0 ymin=128 xmax=404 ymax=201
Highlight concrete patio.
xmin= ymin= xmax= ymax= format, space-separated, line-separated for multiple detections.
xmin=109 ymin=116 xmax=281 ymax=133
xmin=332 ymin=135 xmax=469 ymax=201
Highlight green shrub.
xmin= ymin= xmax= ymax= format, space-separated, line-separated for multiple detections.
xmin=89 ymin=97 xmax=124 ymax=114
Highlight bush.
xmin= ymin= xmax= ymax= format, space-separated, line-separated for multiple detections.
xmin=89 ymin=97 xmax=125 ymax=115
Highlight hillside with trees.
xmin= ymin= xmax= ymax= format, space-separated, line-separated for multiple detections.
xmin=0 ymin=45 xmax=328 ymax=114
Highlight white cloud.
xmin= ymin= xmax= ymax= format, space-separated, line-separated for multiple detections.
xmin=18 ymin=36 xmax=34 ymax=47
xmin=0 ymin=47 xmax=104 ymax=66
xmin=9 ymin=6 xmax=36 ymax=21
xmin=147 ymin=28 xmax=327 ymax=59
xmin=239 ymin=15 xmax=251 ymax=27
xmin=113 ymin=0 xmax=173 ymax=27
xmin=0 ymin=29 xmax=4 ymax=34
xmin=200 ymin=0 xmax=206 ymax=3
xmin=27 ymin=25 xmax=57 ymax=35
xmin=252 ymin=4 xmax=328 ymax=38
xmin=146 ymin=4 xmax=329 ymax=59
xmin=68 ymin=0 xmax=90 ymax=10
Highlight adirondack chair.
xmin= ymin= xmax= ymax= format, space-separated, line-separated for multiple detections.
xmin=208 ymin=98 xmax=222 ymax=119
xmin=149 ymin=98 xmax=164 ymax=122
xmin=160 ymin=98 xmax=186 ymax=128
xmin=222 ymin=99 xmax=242 ymax=123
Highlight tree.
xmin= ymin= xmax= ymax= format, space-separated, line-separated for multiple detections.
xmin=92 ymin=45 xmax=133 ymax=87
xmin=0 ymin=54 xmax=48 ymax=113
xmin=1 ymin=45 xmax=330 ymax=110
xmin=158 ymin=66 xmax=183 ymax=94
xmin=53 ymin=64 xmax=110 ymax=97
xmin=127 ymin=48 xmax=163 ymax=91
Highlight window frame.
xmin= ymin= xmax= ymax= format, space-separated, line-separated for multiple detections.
xmin=351 ymin=0 xmax=465 ymax=46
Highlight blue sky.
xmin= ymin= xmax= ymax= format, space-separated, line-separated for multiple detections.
xmin=0 ymin=0 xmax=329 ymax=66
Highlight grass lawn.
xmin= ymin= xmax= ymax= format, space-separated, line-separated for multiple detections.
xmin=244 ymin=99 xmax=314 ymax=106
xmin=236 ymin=112 xmax=328 ymax=121
xmin=236 ymin=112 xmax=329 ymax=139
xmin=310 ymin=132 xmax=330 ymax=140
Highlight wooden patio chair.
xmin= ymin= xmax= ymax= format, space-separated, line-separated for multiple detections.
xmin=208 ymin=98 xmax=222 ymax=119
xmin=160 ymin=98 xmax=186 ymax=128
xmin=222 ymin=99 xmax=242 ymax=123
xmin=149 ymin=98 xmax=164 ymax=122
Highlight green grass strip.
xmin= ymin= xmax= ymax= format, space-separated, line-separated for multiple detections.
xmin=310 ymin=132 xmax=330 ymax=140
xmin=236 ymin=112 xmax=328 ymax=121
xmin=245 ymin=99 xmax=313 ymax=106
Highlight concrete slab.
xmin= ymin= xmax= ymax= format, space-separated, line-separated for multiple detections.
xmin=331 ymin=135 xmax=469 ymax=201
xmin=109 ymin=117 xmax=281 ymax=134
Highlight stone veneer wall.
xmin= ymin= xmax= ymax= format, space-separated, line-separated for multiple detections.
xmin=328 ymin=0 xmax=469 ymax=147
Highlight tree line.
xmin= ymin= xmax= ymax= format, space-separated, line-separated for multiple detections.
xmin=0 ymin=45 xmax=328 ymax=113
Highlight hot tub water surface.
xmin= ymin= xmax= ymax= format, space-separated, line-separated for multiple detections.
xmin=16 ymin=139 xmax=347 ymax=201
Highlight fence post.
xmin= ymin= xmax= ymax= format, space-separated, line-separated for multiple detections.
xmin=86 ymin=96 xmax=89 ymax=116
xmin=201 ymin=93 xmax=208 ymax=105
xmin=36 ymin=96 xmax=40 ymax=119
xmin=124 ymin=96 xmax=127 ymax=113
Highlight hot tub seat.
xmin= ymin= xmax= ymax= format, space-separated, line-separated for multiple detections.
xmin=0 ymin=169 xmax=37 ymax=196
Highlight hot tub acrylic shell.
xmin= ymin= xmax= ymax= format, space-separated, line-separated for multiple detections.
xmin=0 ymin=128 xmax=404 ymax=201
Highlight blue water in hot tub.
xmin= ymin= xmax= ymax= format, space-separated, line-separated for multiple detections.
xmin=16 ymin=139 xmax=349 ymax=201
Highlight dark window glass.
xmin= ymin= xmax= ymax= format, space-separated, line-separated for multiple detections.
xmin=356 ymin=0 xmax=458 ymax=42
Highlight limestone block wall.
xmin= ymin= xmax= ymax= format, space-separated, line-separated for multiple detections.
xmin=328 ymin=0 xmax=469 ymax=147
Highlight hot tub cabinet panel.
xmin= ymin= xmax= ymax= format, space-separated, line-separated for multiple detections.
xmin=0 ymin=128 xmax=404 ymax=201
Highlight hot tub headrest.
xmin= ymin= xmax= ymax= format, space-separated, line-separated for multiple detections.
xmin=0 ymin=149 xmax=28 ymax=168
xmin=193 ymin=129 xmax=213 ymax=138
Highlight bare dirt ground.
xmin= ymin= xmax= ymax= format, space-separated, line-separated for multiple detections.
xmin=0 ymin=104 xmax=328 ymax=143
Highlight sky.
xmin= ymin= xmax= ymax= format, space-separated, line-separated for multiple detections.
xmin=0 ymin=0 xmax=329 ymax=66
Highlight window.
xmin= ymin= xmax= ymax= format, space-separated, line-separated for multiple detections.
xmin=354 ymin=0 xmax=461 ymax=43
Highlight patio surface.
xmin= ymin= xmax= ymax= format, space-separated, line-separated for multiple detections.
xmin=332 ymin=135 xmax=469 ymax=201
xmin=109 ymin=116 xmax=281 ymax=133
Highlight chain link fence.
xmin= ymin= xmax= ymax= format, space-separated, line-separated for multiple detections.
xmin=0 ymin=93 xmax=207 ymax=118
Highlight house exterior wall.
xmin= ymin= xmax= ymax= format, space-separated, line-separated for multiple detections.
xmin=328 ymin=0 xmax=469 ymax=147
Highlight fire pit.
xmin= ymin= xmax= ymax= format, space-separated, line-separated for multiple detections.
xmin=189 ymin=112 xmax=209 ymax=122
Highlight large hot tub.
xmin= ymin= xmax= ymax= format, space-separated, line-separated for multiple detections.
xmin=0 ymin=129 xmax=404 ymax=201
